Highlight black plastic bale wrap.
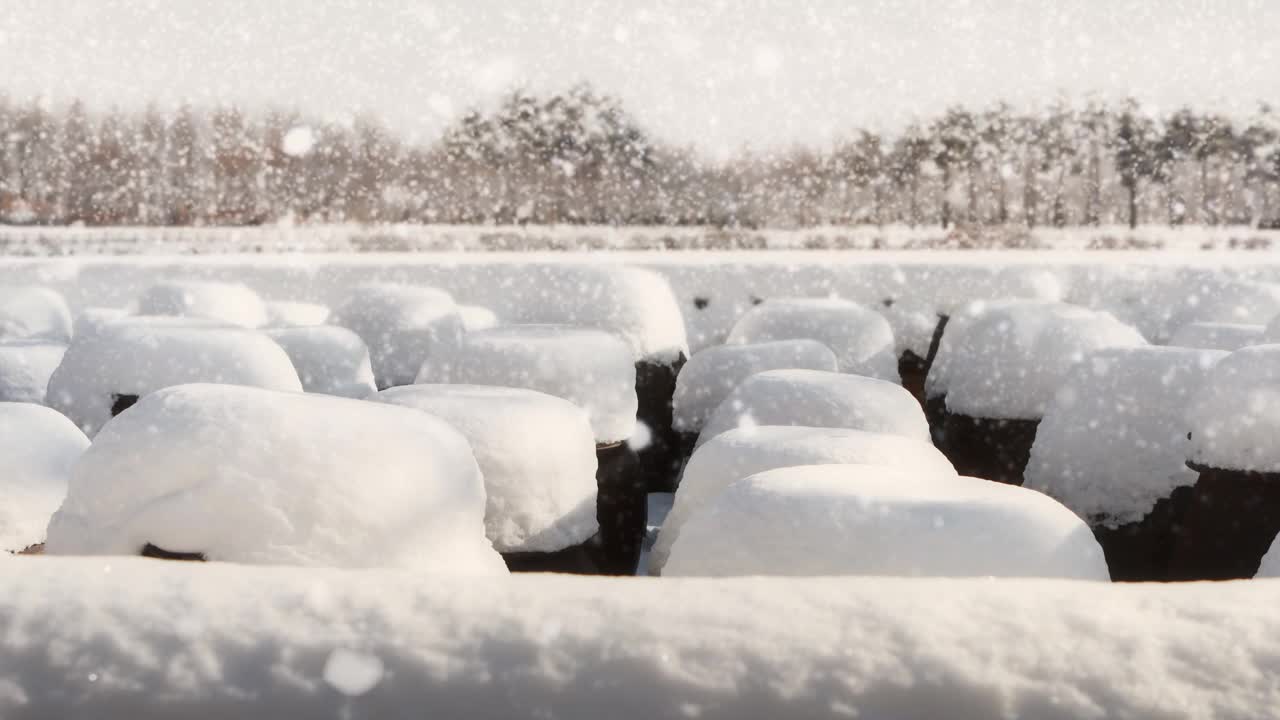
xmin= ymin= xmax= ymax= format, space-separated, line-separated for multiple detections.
xmin=634 ymin=353 xmax=687 ymax=493
xmin=590 ymin=440 xmax=646 ymax=575
xmin=941 ymin=413 xmax=1040 ymax=486
xmin=1161 ymin=463 xmax=1280 ymax=580
xmin=1089 ymin=497 xmax=1182 ymax=582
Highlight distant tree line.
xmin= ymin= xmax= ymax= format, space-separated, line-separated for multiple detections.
xmin=1 ymin=86 xmax=1278 ymax=229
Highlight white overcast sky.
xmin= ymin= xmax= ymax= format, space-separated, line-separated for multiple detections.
xmin=2 ymin=0 xmax=1276 ymax=157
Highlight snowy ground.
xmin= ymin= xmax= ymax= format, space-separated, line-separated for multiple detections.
xmin=2 ymin=223 xmax=1280 ymax=255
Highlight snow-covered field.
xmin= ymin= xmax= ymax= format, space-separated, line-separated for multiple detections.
xmin=7 ymin=238 xmax=1280 ymax=716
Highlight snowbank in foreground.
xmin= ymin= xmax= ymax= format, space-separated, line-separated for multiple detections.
xmin=45 ymin=384 xmax=505 ymax=574
xmin=1 ymin=558 xmax=1275 ymax=719
xmin=663 ymin=465 xmax=1107 ymax=579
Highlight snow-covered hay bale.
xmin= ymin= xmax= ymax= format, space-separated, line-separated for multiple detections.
xmin=1168 ymin=321 xmax=1264 ymax=351
xmin=46 ymin=324 xmax=302 ymax=436
xmin=1 ymin=560 xmax=1277 ymax=718
xmin=1164 ymin=278 xmax=1280 ymax=342
xmin=136 ymin=280 xmax=269 ymax=328
xmin=1025 ymin=346 xmax=1224 ymax=580
xmin=650 ymin=426 xmax=955 ymax=574
xmin=1177 ymin=345 xmax=1280 ymax=579
xmin=940 ymin=302 xmax=1146 ymax=484
xmin=0 ymin=403 xmax=89 ymax=553
xmin=264 ymin=300 xmax=330 ymax=328
xmin=663 ymin=464 xmax=1108 ymax=579
xmin=417 ymin=324 xmax=642 ymax=573
xmin=266 ymin=326 xmax=376 ymax=399
xmin=0 ymin=340 xmax=66 ymax=404
xmin=419 ymin=324 xmax=637 ymax=445
xmin=0 ymin=286 xmax=72 ymax=342
xmin=374 ymin=385 xmax=598 ymax=564
xmin=45 ymin=384 xmax=505 ymax=574
xmin=696 ymin=369 xmax=928 ymax=448
xmin=725 ymin=297 xmax=898 ymax=381
xmin=329 ymin=283 xmax=462 ymax=389
xmin=671 ymin=340 xmax=838 ymax=437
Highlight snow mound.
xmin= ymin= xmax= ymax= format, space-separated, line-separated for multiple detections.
xmin=418 ymin=325 xmax=637 ymax=444
xmin=265 ymin=326 xmax=377 ymax=399
xmin=925 ymin=299 xmax=1071 ymax=401
xmin=697 ymin=369 xmax=928 ymax=447
xmin=457 ymin=304 xmax=499 ymax=332
xmin=1169 ymin=321 xmax=1264 ymax=351
xmin=74 ymin=310 xmax=232 ymax=339
xmin=0 ymin=340 xmax=66 ymax=404
xmin=664 ymin=464 xmax=1108 ymax=579
xmin=1185 ymin=344 xmax=1280 ymax=472
xmin=503 ymin=265 xmax=688 ymax=364
xmin=375 ymin=384 xmax=598 ymax=553
xmin=991 ymin=266 xmax=1068 ymax=303
xmin=671 ymin=340 xmax=838 ymax=433
xmin=726 ymin=297 xmax=898 ymax=380
xmin=0 ymin=286 xmax=73 ymax=342
xmin=0 ymin=561 xmax=1276 ymax=719
xmin=45 ymin=384 xmax=504 ymax=574
xmin=943 ymin=303 xmax=1147 ymax=419
xmin=264 ymin=300 xmax=331 ymax=327
xmin=651 ymin=426 xmax=955 ymax=573
xmin=1025 ymin=347 xmax=1225 ymax=528
xmin=0 ymin=403 xmax=88 ymax=552
xmin=46 ymin=324 xmax=302 ymax=436
xmin=878 ymin=299 xmax=940 ymax=358
xmin=329 ymin=283 xmax=462 ymax=389
xmin=136 ymin=280 xmax=269 ymax=328
xmin=1166 ymin=279 xmax=1280 ymax=340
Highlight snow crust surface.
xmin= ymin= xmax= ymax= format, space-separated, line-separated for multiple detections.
xmin=374 ymin=384 xmax=598 ymax=553
xmin=3 ymin=558 xmax=1278 ymax=719
xmin=329 ymin=283 xmax=462 ymax=389
xmin=726 ymin=297 xmax=899 ymax=380
xmin=136 ymin=280 xmax=269 ymax=328
xmin=663 ymin=464 xmax=1108 ymax=579
xmin=0 ymin=403 xmax=88 ymax=552
xmin=1185 ymin=344 xmax=1280 ymax=472
xmin=651 ymin=426 xmax=955 ymax=573
xmin=697 ymin=369 xmax=928 ymax=447
xmin=1025 ymin=347 xmax=1225 ymax=528
xmin=266 ymin=326 xmax=377 ymax=399
xmin=942 ymin=303 xmax=1147 ymax=419
xmin=45 ymin=324 xmax=302 ymax=436
xmin=45 ymin=384 xmax=505 ymax=574
xmin=671 ymin=340 xmax=838 ymax=433
xmin=417 ymin=324 xmax=637 ymax=443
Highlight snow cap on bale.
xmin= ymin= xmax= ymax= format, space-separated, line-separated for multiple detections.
xmin=697 ymin=369 xmax=928 ymax=448
xmin=879 ymin=299 xmax=940 ymax=359
xmin=457 ymin=304 xmax=499 ymax=332
xmin=0 ymin=403 xmax=88 ymax=552
xmin=990 ymin=266 xmax=1068 ymax=303
xmin=1164 ymin=279 xmax=1280 ymax=342
xmin=1185 ymin=344 xmax=1280 ymax=473
xmin=503 ymin=265 xmax=688 ymax=364
xmin=375 ymin=384 xmax=598 ymax=553
xmin=0 ymin=340 xmax=66 ymax=403
xmin=265 ymin=326 xmax=376 ymax=399
xmin=329 ymin=283 xmax=462 ymax=389
xmin=264 ymin=300 xmax=330 ymax=328
xmin=46 ymin=324 xmax=302 ymax=436
xmin=74 ymin=311 xmax=233 ymax=339
xmin=943 ymin=303 xmax=1146 ymax=420
xmin=136 ymin=280 xmax=269 ymax=328
xmin=1025 ymin=346 xmax=1225 ymax=529
xmin=1169 ymin=321 xmax=1264 ymax=352
xmin=0 ymin=286 xmax=73 ymax=343
xmin=651 ymin=426 xmax=955 ymax=573
xmin=45 ymin=384 xmax=505 ymax=574
xmin=418 ymin=324 xmax=637 ymax=444
xmin=663 ymin=464 xmax=1108 ymax=579
xmin=672 ymin=340 xmax=838 ymax=434
xmin=726 ymin=297 xmax=898 ymax=380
